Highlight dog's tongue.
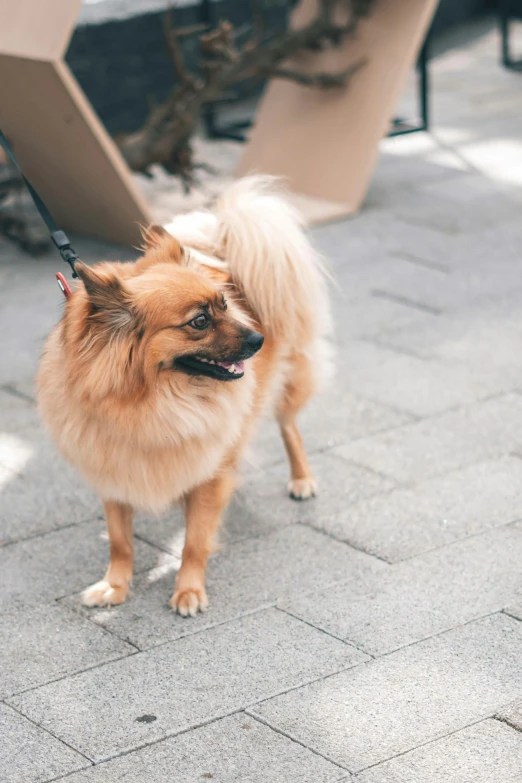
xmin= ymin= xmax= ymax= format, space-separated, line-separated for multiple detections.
xmin=217 ymin=360 xmax=245 ymax=373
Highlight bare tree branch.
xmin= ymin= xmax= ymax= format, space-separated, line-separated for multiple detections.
xmin=118 ymin=0 xmax=376 ymax=182
xmin=163 ymin=9 xmax=200 ymax=87
xmin=268 ymin=59 xmax=365 ymax=88
xmin=175 ymin=23 xmax=208 ymax=38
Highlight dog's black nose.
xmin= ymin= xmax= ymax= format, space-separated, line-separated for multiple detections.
xmin=246 ymin=331 xmax=264 ymax=352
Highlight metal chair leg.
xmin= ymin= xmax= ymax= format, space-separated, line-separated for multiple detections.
xmin=388 ymin=33 xmax=430 ymax=137
xmin=499 ymin=0 xmax=522 ymax=71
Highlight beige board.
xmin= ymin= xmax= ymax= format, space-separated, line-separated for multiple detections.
xmin=0 ymin=0 xmax=81 ymax=60
xmin=0 ymin=0 xmax=151 ymax=246
xmin=237 ymin=0 xmax=439 ymax=223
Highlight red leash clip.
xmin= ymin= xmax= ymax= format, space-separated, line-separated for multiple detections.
xmin=56 ymin=272 xmax=72 ymax=299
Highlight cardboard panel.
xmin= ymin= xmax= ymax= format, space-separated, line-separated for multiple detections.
xmin=237 ymin=0 xmax=438 ymax=220
xmin=0 ymin=0 xmax=81 ymax=60
xmin=0 ymin=56 xmax=151 ymax=245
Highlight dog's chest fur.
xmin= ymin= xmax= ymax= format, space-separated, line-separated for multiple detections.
xmin=39 ymin=333 xmax=256 ymax=513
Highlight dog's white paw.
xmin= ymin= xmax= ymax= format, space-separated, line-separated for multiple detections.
xmin=288 ymin=477 xmax=317 ymax=501
xmin=82 ymin=580 xmax=128 ymax=607
xmin=169 ymin=587 xmax=208 ymax=617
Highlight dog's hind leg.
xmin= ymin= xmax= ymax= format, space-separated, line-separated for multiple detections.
xmin=277 ymin=352 xmax=317 ymax=501
xmin=82 ymin=501 xmax=134 ymax=607
xmin=170 ymin=467 xmax=236 ymax=617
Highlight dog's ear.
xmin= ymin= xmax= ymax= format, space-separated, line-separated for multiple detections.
xmin=75 ymin=262 xmax=135 ymax=332
xmin=142 ymin=224 xmax=170 ymax=247
xmin=140 ymin=224 xmax=184 ymax=264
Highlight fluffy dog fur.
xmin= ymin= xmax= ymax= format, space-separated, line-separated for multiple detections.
xmin=37 ymin=176 xmax=332 ymax=616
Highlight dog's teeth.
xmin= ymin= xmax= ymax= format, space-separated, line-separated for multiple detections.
xmin=229 ymin=364 xmax=236 ymax=373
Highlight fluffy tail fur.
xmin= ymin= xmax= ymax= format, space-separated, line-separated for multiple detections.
xmin=214 ymin=176 xmax=331 ymax=348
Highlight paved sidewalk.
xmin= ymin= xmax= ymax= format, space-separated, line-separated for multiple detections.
xmin=2 ymin=17 xmax=522 ymax=783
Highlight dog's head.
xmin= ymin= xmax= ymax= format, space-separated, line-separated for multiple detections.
xmin=69 ymin=230 xmax=263 ymax=401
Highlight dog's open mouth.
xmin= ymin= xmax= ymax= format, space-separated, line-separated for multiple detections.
xmin=175 ymin=355 xmax=246 ymax=381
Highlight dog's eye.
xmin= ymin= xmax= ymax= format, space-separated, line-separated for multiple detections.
xmin=189 ymin=313 xmax=210 ymax=330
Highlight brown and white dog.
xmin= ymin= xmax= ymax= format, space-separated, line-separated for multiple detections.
xmin=37 ymin=176 xmax=332 ymax=616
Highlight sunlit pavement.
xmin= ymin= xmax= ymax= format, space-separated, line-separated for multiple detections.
xmin=2 ymin=17 xmax=522 ymax=782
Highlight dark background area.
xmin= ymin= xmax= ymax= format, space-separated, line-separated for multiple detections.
xmin=66 ymin=0 xmax=500 ymax=137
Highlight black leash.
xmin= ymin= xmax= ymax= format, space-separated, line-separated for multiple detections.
xmin=0 ymin=128 xmax=79 ymax=278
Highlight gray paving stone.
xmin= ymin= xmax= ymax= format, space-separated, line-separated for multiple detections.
xmin=314 ymin=212 xmax=459 ymax=270
xmin=244 ymin=418 xmax=288 ymax=472
xmin=333 ymin=339 xmax=412 ymax=374
xmin=419 ymin=171 xmax=519 ymax=204
xmin=332 ymin=294 xmax=435 ymax=341
xmin=455 ymin=103 xmax=522 ymax=142
xmin=135 ymin=452 xmax=396 ymax=552
xmin=0 ymin=519 xmax=160 ymax=610
xmin=314 ymin=249 xmax=454 ymax=313
xmin=368 ymin=152 xmax=469 ymax=207
xmin=258 ymin=384 xmax=412 ymax=458
xmin=0 ymin=702 xmax=88 ymax=783
xmin=0 ymin=259 xmax=66 ymax=387
xmin=0 ymin=386 xmax=35 ymax=429
xmin=466 ymin=215 xmax=522 ymax=258
xmin=306 ymin=456 xmax=522 ymax=561
xmin=325 ymin=259 xmax=439 ymax=340
xmin=350 ymin=262 xmax=458 ymax=315
xmin=325 ymin=213 xmax=522 ymax=316
xmin=339 ymin=347 xmax=497 ymax=417
xmin=8 ymin=609 xmax=367 ymax=762
xmin=62 ymin=525 xmax=386 ymax=649
xmin=380 ymin=301 xmax=522 ymax=394
xmin=496 ymin=703 xmax=522 ymax=732
xmin=379 ymin=303 xmax=522 ymax=362
xmin=456 ymin=137 xmax=522 ymax=190
xmin=281 ymin=526 xmax=522 ymax=655
xmin=59 ymin=713 xmax=345 ymax=783
xmin=450 ymin=257 xmax=522 ymax=311
xmin=390 ymin=184 xmax=522 ymax=236
xmin=357 ymin=720 xmax=522 ymax=783
xmin=0 ymin=392 xmax=100 ymax=544
xmin=0 ymin=472 xmax=98 ymax=546
xmin=1 ymin=378 xmax=37 ymax=401
xmin=334 ymin=393 xmax=522 ymax=484
xmin=250 ymin=614 xmax=522 ymax=772
xmin=0 ymin=604 xmax=135 ymax=699
xmin=242 ymin=453 xmax=396 ymax=526
xmin=504 ymin=603 xmax=522 ymax=621
xmin=445 ymin=219 xmax=522 ymax=266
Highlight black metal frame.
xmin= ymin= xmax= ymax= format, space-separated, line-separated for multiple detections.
xmin=199 ymin=0 xmax=252 ymax=141
xmin=199 ymin=0 xmax=430 ymax=142
xmin=499 ymin=0 xmax=522 ymax=71
xmin=388 ymin=35 xmax=429 ymax=137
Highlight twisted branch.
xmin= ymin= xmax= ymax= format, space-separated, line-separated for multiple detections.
xmin=118 ymin=0 xmax=375 ymax=187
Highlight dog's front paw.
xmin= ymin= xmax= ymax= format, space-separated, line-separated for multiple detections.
xmin=82 ymin=580 xmax=129 ymax=607
xmin=288 ymin=477 xmax=317 ymax=501
xmin=169 ymin=587 xmax=208 ymax=617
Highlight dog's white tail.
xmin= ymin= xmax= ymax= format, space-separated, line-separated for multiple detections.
xmin=215 ymin=176 xmax=331 ymax=347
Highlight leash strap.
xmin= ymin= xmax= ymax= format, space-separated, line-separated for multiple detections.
xmin=0 ymin=128 xmax=78 ymax=278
